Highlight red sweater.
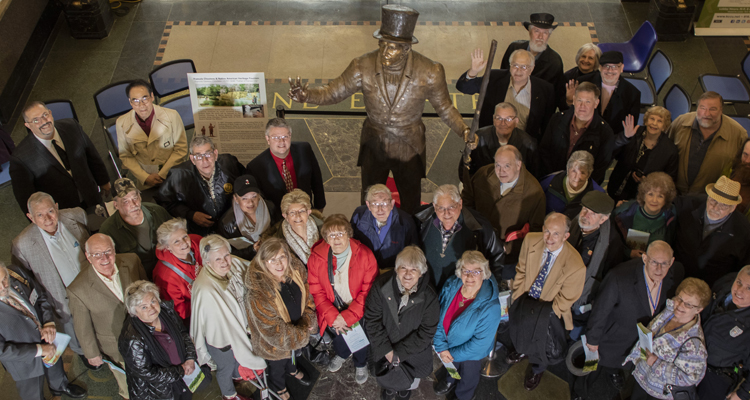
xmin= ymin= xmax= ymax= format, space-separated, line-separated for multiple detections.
xmin=153 ymin=234 xmax=204 ymax=320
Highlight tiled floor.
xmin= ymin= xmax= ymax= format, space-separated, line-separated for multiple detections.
xmin=1 ymin=0 xmax=748 ymax=399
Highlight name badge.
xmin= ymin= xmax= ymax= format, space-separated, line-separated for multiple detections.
xmin=29 ymin=289 xmax=38 ymax=306
xmin=164 ymin=141 xmax=171 ymax=147
xmin=730 ymin=326 xmax=744 ymax=338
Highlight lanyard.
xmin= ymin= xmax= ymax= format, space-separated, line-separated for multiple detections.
xmin=643 ymin=267 xmax=662 ymax=315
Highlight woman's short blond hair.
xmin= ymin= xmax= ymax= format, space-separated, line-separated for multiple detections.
xmin=455 ymin=250 xmax=491 ymax=280
xmin=199 ymin=234 xmax=231 ymax=264
xmin=321 ymin=214 xmax=353 ymax=240
xmin=643 ymin=106 xmax=672 ymax=132
xmin=575 ymin=43 xmax=602 ymax=71
xmin=280 ymin=189 xmax=312 ymax=215
xmin=156 ymin=218 xmax=188 ymax=250
xmin=124 ymin=280 xmax=161 ymax=317
xmin=676 ymin=277 xmax=712 ymax=309
xmin=252 ymin=237 xmax=294 ymax=282
xmin=636 ymin=172 xmax=677 ymax=210
xmin=395 ymin=246 xmax=428 ymax=276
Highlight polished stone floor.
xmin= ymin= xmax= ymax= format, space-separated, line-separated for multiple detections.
xmin=0 ymin=0 xmax=749 ymax=399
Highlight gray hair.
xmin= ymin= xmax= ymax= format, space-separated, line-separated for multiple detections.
xmin=494 ymin=102 xmax=518 ymax=115
xmin=200 ymin=234 xmax=231 ymax=263
xmin=156 ymin=218 xmax=188 ymax=250
xmin=366 ymin=184 xmax=393 ymax=203
xmin=566 ymin=150 xmax=595 ymax=176
xmin=189 ymin=135 xmax=216 ymax=154
xmin=433 ymin=184 xmax=461 ymax=204
xmin=85 ymin=233 xmax=116 ymax=254
xmin=124 ymin=280 xmax=161 ymax=317
xmin=455 ymin=250 xmax=491 ymax=280
xmin=395 ymin=246 xmax=428 ymax=276
xmin=265 ymin=117 xmax=292 ymax=136
xmin=739 ymin=265 xmax=750 ymax=277
xmin=27 ymin=192 xmax=55 ymax=215
xmin=509 ymin=49 xmax=535 ymax=68
xmin=575 ymin=43 xmax=602 ymax=70
xmin=544 ymin=212 xmax=572 ymax=233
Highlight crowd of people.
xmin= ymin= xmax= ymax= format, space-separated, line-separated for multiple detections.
xmin=3 ymin=8 xmax=750 ymax=400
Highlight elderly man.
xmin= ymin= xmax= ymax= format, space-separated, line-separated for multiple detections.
xmin=500 ymin=13 xmax=566 ymax=109
xmin=462 ymin=145 xmax=546 ymax=282
xmin=100 ymin=178 xmax=172 ymax=278
xmin=540 ymin=82 xmax=615 ymax=183
xmin=351 ymin=184 xmax=419 ymax=272
xmin=668 ymin=91 xmax=747 ymax=194
xmin=10 ymin=192 xmax=96 ymax=370
xmin=289 ymin=5 xmax=472 ymax=213
xmin=0 ymin=262 xmax=87 ymax=399
xmin=579 ymin=241 xmax=684 ymax=398
xmin=458 ymin=103 xmax=538 ymax=178
xmin=10 ymin=101 xmax=111 ymax=214
xmin=699 ymin=267 xmax=750 ymax=400
xmin=457 ymin=49 xmax=556 ymax=142
xmin=673 ymin=176 xmax=750 ymax=286
xmin=115 ymin=79 xmax=187 ymax=191
xmin=507 ymin=212 xmax=585 ymax=390
xmin=67 ymin=233 xmax=146 ymax=399
xmin=247 ymin=118 xmax=325 ymax=219
xmin=414 ymin=184 xmax=504 ymax=289
xmin=155 ymin=135 xmax=245 ymax=236
xmin=566 ymin=191 xmax=626 ymax=340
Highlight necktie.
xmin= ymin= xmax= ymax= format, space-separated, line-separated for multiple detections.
xmin=52 ymin=140 xmax=71 ymax=171
xmin=529 ymin=251 xmax=553 ymax=299
xmin=282 ymin=159 xmax=294 ymax=192
xmin=4 ymin=291 xmax=42 ymax=332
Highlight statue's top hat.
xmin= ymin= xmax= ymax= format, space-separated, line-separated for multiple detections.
xmin=373 ymin=5 xmax=419 ymax=44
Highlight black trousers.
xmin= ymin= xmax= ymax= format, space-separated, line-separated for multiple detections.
xmin=266 ymin=357 xmax=298 ymax=392
xmin=697 ymin=367 xmax=736 ymax=400
xmin=572 ymin=365 xmax=622 ymax=399
xmin=331 ymin=331 xmax=369 ymax=368
xmin=359 ymin=144 xmax=423 ymax=215
xmin=14 ymin=360 xmax=69 ymax=400
xmin=630 ymin=382 xmax=659 ymax=400
xmin=445 ymin=360 xmax=481 ymax=400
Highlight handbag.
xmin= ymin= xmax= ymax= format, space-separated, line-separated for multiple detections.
xmin=301 ymin=335 xmax=331 ymax=367
xmin=373 ymin=358 xmax=415 ymax=391
xmin=662 ymin=337 xmax=702 ymax=400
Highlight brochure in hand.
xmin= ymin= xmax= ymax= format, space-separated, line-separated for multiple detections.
xmin=581 ymin=335 xmax=600 ymax=373
xmin=342 ymin=322 xmax=370 ymax=353
xmin=43 ymin=333 xmax=71 ymax=368
xmin=637 ymin=322 xmax=653 ymax=359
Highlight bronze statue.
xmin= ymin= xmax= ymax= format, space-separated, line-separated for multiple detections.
xmin=289 ymin=5 xmax=475 ymax=213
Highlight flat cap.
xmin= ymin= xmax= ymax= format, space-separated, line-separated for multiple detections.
xmin=581 ymin=190 xmax=615 ymax=215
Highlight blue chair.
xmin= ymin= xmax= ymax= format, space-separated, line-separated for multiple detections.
xmin=161 ymin=95 xmax=194 ymax=130
xmin=699 ymin=74 xmax=750 ymax=104
xmin=598 ymin=21 xmax=657 ymax=73
xmin=149 ymin=59 xmax=196 ymax=98
xmin=729 ymin=115 xmax=750 ymax=135
xmin=742 ymin=51 xmax=750 ymax=85
xmin=45 ymin=100 xmax=79 ymax=122
xmin=638 ymin=113 xmax=644 ymax=126
xmin=624 ymin=77 xmax=655 ymax=107
xmin=663 ymin=84 xmax=691 ymax=121
xmin=648 ymin=50 xmax=672 ymax=94
xmin=93 ymin=81 xmax=132 ymax=178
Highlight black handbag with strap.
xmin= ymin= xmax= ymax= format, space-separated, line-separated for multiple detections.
xmin=663 ymin=337 xmax=703 ymax=400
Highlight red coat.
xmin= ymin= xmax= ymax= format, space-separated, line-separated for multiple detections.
xmin=308 ymin=238 xmax=378 ymax=334
xmin=153 ymin=234 xmax=204 ymax=321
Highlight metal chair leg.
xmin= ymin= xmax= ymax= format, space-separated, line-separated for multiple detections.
xmin=480 ymin=331 xmax=501 ymax=378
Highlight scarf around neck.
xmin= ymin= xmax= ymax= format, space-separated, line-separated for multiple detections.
xmin=282 ymin=217 xmax=319 ymax=264
xmin=233 ymin=198 xmax=270 ymax=243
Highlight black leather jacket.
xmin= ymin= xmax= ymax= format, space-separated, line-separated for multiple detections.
xmin=119 ymin=301 xmax=197 ymax=400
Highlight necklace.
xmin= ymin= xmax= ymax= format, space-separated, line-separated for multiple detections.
xmin=458 ymin=288 xmax=477 ymax=307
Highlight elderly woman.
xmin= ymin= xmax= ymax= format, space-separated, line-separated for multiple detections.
xmin=153 ymin=218 xmax=203 ymax=324
xmin=191 ymin=235 xmax=265 ymax=400
xmin=564 ymin=43 xmax=602 ymax=83
xmin=624 ymin=278 xmax=710 ymax=400
xmin=540 ymin=150 xmax=604 ymax=219
xmin=614 ymin=172 xmax=678 ymax=258
xmin=432 ymin=251 xmax=501 ymax=400
xmin=119 ymin=281 xmax=200 ymax=400
xmin=364 ymin=246 xmax=440 ymax=400
xmin=609 ymin=107 xmax=679 ymax=202
xmin=217 ymin=174 xmax=277 ymax=260
xmin=262 ymin=189 xmax=324 ymax=264
xmin=308 ymin=214 xmax=378 ymax=384
xmin=245 ymin=238 xmax=317 ymax=400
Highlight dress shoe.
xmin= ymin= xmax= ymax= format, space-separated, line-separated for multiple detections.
xmin=289 ymin=369 xmax=312 ymax=386
xmin=505 ymin=350 xmax=527 ymax=365
xmin=608 ymin=372 xmax=624 ymax=390
xmin=396 ymin=390 xmax=412 ymax=400
xmin=79 ymin=354 xmax=102 ymax=371
xmin=51 ymin=383 xmax=87 ymax=398
xmin=433 ymin=379 xmax=454 ymax=396
xmin=524 ymin=370 xmax=544 ymax=391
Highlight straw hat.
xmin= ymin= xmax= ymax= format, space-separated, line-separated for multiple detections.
xmin=705 ymin=175 xmax=742 ymax=206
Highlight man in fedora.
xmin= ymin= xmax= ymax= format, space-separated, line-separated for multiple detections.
xmin=288 ymin=5 xmax=473 ymax=214
xmin=500 ymin=13 xmax=566 ymax=109
xmin=673 ymin=175 xmax=750 ymax=286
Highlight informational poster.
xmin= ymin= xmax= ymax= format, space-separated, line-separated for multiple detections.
xmin=695 ymin=0 xmax=750 ymax=36
xmin=187 ymin=73 xmax=268 ymax=165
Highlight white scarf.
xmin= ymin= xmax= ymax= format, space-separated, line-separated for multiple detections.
xmin=282 ymin=218 xmax=319 ymax=264
xmin=234 ymin=198 xmax=270 ymax=243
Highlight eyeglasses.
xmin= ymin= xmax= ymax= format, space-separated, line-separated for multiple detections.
xmin=369 ymin=202 xmax=391 ymax=209
xmin=130 ymin=96 xmax=151 ymax=105
xmin=674 ymin=295 xmax=699 ymax=310
xmin=327 ymin=232 xmax=346 ymax=240
xmin=191 ymin=152 xmax=215 ymax=161
xmin=645 ymin=255 xmax=671 ymax=269
xmin=286 ymin=208 xmax=308 ymax=218
xmin=29 ymin=112 xmax=52 ymax=125
xmin=601 ymin=64 xmax=621 ymax=71
xmin=267 ymin=254 xmax=288 ymax=265
xmin=493 ymin=115 xmax=517 ymax=123
xmin=88 ymin=249 xmax=113 ymax=259
xmin=269 ymin=135 xmax=290 ymax=141
xmin=707 ymin=197 xmax=733 ymax=211
xmin=510 ymin=63 xmax=530 ymax=71
xmin=461 ymin=268 xmax=482 ymax=277
xmin=435 ymin=204 xmax=459 ymax=213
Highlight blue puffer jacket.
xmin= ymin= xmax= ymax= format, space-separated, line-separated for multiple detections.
xmin=433 ymin=275 xmax=502 ymax=362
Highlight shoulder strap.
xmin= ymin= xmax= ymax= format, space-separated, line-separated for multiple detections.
xmin=160 ymin=261 xmax=194 ymax=285
xmin=673 ymin=336 xmax=704 ymax=363
xmin=327 ymin=248 xmax=346 ymax=311
xmin=7 ymin=269 xmax=29 ymax=287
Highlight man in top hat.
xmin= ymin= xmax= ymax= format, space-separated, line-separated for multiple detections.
xmin=288 ymin=5 xmax=473 ymax=214
xmin=500 ymin=13 xmax=566 ymax=110
xmin=673 ymin=176 xmax=750 ymax=286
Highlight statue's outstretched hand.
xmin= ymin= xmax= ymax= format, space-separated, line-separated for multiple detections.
xmin=288 ymin=76 xmax=309 ymax=103
xmin=463 ymin=128 xmax=478 ymax=150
